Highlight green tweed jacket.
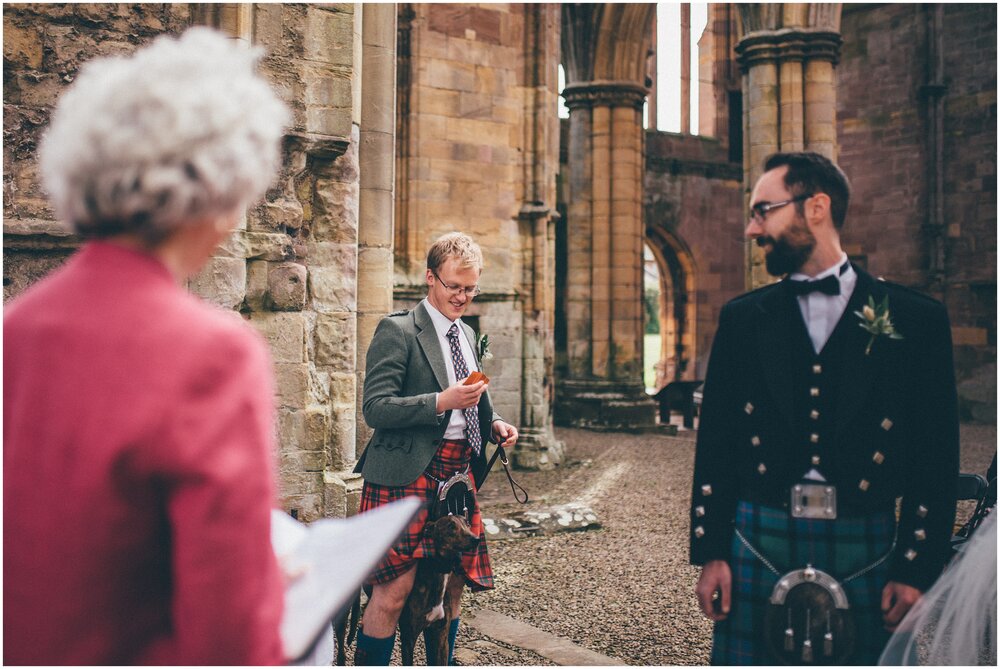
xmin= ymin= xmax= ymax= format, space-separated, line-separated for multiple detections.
xmin=354 ymin=301 xmax=501 ymax=487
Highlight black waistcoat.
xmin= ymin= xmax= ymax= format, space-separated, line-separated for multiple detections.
xmin=789 ymin=294 xmax=856 ymax=480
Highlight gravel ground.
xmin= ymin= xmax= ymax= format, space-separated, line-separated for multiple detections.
xmin=346 ymin=421 xmax=995 ymax=666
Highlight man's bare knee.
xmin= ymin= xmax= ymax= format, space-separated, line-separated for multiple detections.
xmin=363 ymin=568 xmax=418 ymax=636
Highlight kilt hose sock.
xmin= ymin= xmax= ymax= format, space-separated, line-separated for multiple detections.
xmin=354 ymin=629 xmax=395 ymax=666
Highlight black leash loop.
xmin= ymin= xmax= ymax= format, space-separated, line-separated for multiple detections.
xmin=497 ymin=448 xmax=529 ymax=504
xmin=480 ymin=443 xmax=529 ymax=504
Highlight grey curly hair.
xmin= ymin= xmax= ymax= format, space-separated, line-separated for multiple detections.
xmin=39 ymin=27 xmax=290 ymax=244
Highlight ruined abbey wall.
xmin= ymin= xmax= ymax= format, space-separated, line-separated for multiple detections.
xmin=3 ymin=3 xmax=391 ymax=520
xmin=837 ymin=3 xmax=996 ymax=405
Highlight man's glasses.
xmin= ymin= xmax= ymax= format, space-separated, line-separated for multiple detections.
xmin=431 ymin=269 xmax=481 ymax=297
xmin=748 ymin=194 xmax=813 ymax=223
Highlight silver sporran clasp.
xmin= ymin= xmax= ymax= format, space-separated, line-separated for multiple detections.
xmin=791 ymin=483 xmax=837 ymax=520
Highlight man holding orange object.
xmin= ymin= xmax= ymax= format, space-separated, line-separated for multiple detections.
xmin=352 ymin=232 xmax=518 ymax=665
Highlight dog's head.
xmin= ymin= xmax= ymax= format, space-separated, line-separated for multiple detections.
xmin=430 ymin=514 xmax=479 ymax=557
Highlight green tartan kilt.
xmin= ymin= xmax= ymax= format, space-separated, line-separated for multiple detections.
xmin=711 ymin=501 xmax=896 ymax=665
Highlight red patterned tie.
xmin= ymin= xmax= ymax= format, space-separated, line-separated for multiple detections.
xmin=446 ymin=324 xmax=481 ymax=455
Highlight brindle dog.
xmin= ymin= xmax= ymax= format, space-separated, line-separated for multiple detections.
xmin=398 ymin=514 xmax=479 ymax=666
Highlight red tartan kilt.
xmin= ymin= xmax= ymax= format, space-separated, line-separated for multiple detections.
xmin=359 ymin=439 xmax=494 ymax=591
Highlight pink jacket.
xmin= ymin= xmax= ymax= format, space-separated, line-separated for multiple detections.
xmin=4 ymin=242 xmax=285 ymax=665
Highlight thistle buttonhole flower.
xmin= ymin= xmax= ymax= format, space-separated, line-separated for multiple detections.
xmin=855 ymin=295 xmax=903 ymax=355
xmin=477 ymin=334 xmax=493 ymax=361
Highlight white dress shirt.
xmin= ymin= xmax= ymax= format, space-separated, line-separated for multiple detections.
xmin=422 ymin=298 xmax=481 ymax=440
xmin=789 ymin=253 xmax=857 ymax=353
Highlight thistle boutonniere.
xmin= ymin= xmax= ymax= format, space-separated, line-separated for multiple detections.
xmin=855 ymin=295 xmax=903 ymax=355
xmin=477 ymin=333 xmax=493 ymax=362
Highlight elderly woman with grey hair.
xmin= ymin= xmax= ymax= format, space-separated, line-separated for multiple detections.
xmin=4 ymin=28 xmax=290 ymax=665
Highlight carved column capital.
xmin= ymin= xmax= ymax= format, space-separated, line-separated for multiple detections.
xmin=562 ymin=80 xmax=648 ymax=111
xmin=735 ymin=28 xmax=843 ymax=72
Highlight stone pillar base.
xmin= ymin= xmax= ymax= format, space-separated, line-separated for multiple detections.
xmin=323 ymin=469 xmax=365 ymax=519
xmin=554 ymin=380 xmax=669 ymax=433
xmin=511 ymin=425 xmax=565 ymax=470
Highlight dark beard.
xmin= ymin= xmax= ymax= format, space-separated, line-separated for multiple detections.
xmin=758 ymin=219 xmax=816 ymax=276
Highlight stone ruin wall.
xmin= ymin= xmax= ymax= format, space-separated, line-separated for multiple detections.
xmin=3 ymin=3 xmax=378 ymax=520
xmin=837 ymin=3 xmax=996 ymax=419
xmin=393 ymin=4 xmax=564 ymax=467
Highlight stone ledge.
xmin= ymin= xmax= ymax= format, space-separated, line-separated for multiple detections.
xmin=464 ymin=608 xmax=627 ymax=666
xmin=482 ymin=502 xmax=601 ymax=540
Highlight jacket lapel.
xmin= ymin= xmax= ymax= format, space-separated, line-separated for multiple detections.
xmin=833 ymin=269 xmax=882 ymax=438
xmin=756 ymin=283 xmax=804 ymax=431
xmin=414 ymin=302 xmax=451 ymax=392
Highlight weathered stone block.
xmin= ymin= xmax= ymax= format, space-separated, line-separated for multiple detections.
xmin=219 ymin=231 xmax=295 ymax=261
xmin=259 ymin=197 xmax=304 ymax=231
xmin=6 ymin=72 xmax=64 ymax=108
xmin=309 ymin=247 xmax=357 ymax=312
xmin=188 ymin=257 xmax=246 ymax=309
xmin=315 ymin=312 xmax=357 ymax=369
xmin=329 ymin=407 xmax=358 ymax=469
xmin=329 ymin=372 xmax=357 ymax=406
xmin=245 ymin=260 xmax=269 ymax=312
xmin=280 ymin=448 xmax=327 ymax=473
xmin=249 ymin=312 xmax=307 ymax=363
xmin=3 ymin=20 xmax=44 ymax=69
xmin=305 ymin=5 xmax=355 ymax=67
xmin=274 ymin=363 xmax=311 ymax=408
xmin=313 ymin=179 xmax=359 ymax=242
xmin=323 ymin=470 xmax=365 ymax=518
xmin=280 ymin=491 xmax=324 ymax=523
xmin=305 ymin=106 xmax=353 ymax=140
xmin=303 ymin=63 xmax=353 ymax=109
xmin=267 ymin=262 xmax=307 ymax=311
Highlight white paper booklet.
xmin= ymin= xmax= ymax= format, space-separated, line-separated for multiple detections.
xmin=271 ymin=497 xmax=422 ymax=662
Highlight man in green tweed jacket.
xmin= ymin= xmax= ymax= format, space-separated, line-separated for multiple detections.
xmin=352 ymin=232 xmax=519 ymax=665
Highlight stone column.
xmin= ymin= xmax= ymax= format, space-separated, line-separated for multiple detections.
xmin=325 ymin=3 xmax=398 ymax=517
xmin=557 ymin=82 xmax=658 ymax=431
xmin=515 ymin=3 xmax=564 ymax=470
xmin=356 ymin=4 xmax=396 ymax=455
xmin=736 ymin=27 xmax=843 ymax=289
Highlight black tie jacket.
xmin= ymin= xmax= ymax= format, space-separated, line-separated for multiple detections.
xmin=689 ymin=267 xmax=959 ymax=591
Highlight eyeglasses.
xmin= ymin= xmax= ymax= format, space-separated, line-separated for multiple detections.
xmin=431 ymin=269 xmax=481 ymax=297
xmin=748 ymin=194 xmax=813 ymax=223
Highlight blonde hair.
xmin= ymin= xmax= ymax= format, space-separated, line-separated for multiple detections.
xmin=426 ymin=232 xmax=484 ymax=272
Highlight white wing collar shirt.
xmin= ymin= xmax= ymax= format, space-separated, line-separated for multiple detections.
xmin=789 ymin=253 xmax=857 ymax=353
xmin=422 ymin=298 xmax=481 ymax=440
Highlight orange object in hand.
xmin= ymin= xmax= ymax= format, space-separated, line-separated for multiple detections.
xmin=463 ymin=371 xmax=489 ymax=385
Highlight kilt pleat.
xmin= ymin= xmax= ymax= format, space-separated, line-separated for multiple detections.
xmin=711 ymin=501 xmax=895 ymax=665
xmin=359 ymin=439 xmax=494 ymax=591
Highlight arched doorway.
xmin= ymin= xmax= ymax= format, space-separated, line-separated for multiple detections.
xmin=645 ymin=227 xmax=698 ymax=391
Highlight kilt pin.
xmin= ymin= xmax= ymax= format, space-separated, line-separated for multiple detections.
xmin=690 ymin=266 xmax=960 ymax=665
xmin=360 ymin=438 xmax=493 ymax=590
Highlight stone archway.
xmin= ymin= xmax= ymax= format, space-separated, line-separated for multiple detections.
xmin=645 ymin=227 xmax=698 ymax=390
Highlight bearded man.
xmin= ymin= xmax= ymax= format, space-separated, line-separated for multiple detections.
xmin=689 ymin=152 xmax=959 ymax=664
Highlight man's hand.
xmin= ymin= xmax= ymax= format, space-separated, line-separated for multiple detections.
xmin=492 ymin=420 xmax=518 ymax=448
xmin=695 ymin=560 xmax=731 ymax=621
xmin=881 ymin=581 xmax=921 ymax=631
xmin=436 ymin=379 xmax=487 ymax=413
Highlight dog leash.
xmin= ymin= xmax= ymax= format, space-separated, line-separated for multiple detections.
xmin=481 ymin=445 xmax=529 ymax=504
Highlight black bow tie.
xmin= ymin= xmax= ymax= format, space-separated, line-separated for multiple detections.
xmin=788 ymin=274 xmax=840 ymax=296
